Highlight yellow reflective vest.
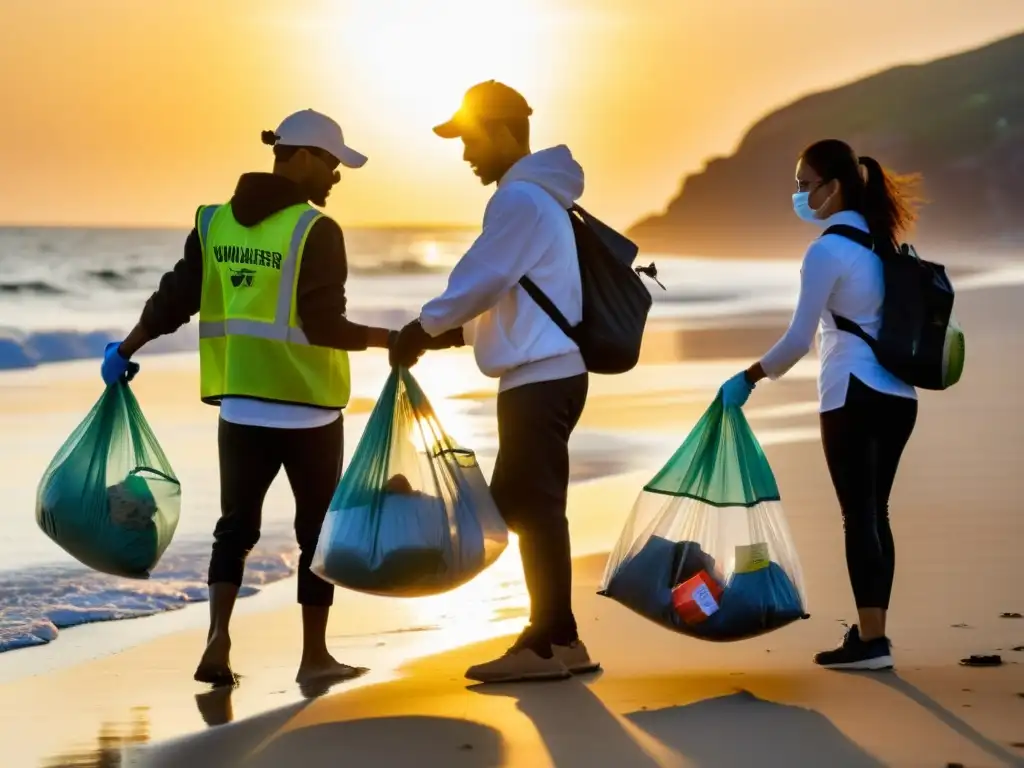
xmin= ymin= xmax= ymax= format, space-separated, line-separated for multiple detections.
xmin=196 ymin=202 xmax=351 ymax=409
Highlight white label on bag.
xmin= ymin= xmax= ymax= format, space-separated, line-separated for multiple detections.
xmin=692 ymin=583 xmax=720 ymax=617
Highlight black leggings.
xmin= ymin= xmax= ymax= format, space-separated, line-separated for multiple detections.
xmin=210 ymin=416 xmax=343 ymax=607
xmin=490 ymin=374 xmax=589 ymax=649
xmin=820 ymin=376 xmax=917 ymax=610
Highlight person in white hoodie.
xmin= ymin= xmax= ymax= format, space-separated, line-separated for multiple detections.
xmin=391 ymin=81 xmax=599 ymax=684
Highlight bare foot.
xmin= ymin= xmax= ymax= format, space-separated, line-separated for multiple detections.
xmin=295 ymin=652 xmax=368 ymax=689
xmin=194 ymin=632 xmax=235 ymax=686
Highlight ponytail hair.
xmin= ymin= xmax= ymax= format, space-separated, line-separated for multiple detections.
xmin=800 ymin=140 xmax=923 ymax=251
xmin=856 ymin=155 xmax=921 ymax=251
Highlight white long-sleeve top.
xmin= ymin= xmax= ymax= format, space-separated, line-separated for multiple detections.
xmin=419 ymin=146 xmax=586 ymax=392
xmin=758 ymin=210 xmax=917 ymax=413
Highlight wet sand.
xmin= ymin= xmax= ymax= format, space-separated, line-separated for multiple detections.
xmin=3 ymin=282 xmax=1024 ymax=767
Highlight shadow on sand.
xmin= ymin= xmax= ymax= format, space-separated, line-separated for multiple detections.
xmin=861 ymin=671 xmax=1024 ymax=768
xmin=131 ymin=631 xmax=1024 ymax=768
xmin=147 ymin=712 xmax=503 ymax=768
xmin=626 ymin=688 xmax=883 ymax=768
xmin=470 ymin=670 xmax=665 ymax=767
xmin=472 ymin=669 xmax=887 ymax=768
xmin=243 ymin=716 xmax=504 ymax=768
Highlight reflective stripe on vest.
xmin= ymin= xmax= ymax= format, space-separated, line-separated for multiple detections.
xmin=196 ymin=206 xmax=320 ymax=344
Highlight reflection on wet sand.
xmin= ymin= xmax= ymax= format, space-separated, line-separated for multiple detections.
xmin=195 ymin=685 xmax=236 ymax=728
xmin=297 ymin=666 xmax=371 ymax=701
xmin=41 ymin=707 xmax=150 ymax=767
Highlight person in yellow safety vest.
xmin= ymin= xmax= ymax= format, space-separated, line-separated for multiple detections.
xmin=102 ymin=110 xmax=406 ymax=690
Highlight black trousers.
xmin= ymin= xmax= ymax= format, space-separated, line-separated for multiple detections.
xmin=820 ymin=376 xmax=917 ymax=610
xmin=490 ymin=373 xmax=589 ymax=648
xmin=209 ymin=416 xmax=343 ymax=607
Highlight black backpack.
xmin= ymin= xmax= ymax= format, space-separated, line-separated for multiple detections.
xmin=519 ymin=204 xmax=664 ymax=375
xmin=822 ymin=224 xmax=964 ymax=391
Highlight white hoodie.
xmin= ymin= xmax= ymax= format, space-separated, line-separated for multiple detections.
xmin=419 ymin=146 xmax=586 ymax=392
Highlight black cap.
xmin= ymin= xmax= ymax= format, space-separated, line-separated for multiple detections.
xmin=433 ymin=80 xmax=533 ymax=139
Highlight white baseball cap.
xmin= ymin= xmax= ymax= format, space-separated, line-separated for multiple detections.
xmin=270 ymin=109 xmax=368 ymax=169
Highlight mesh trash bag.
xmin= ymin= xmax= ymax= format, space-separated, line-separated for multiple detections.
xmin=311 ymin=367 xmax=508 ymax=597
xmin=599 ymin=393 xmax=808 ymax=641
xmin=35 ymin=382 xmax=182 ymax=579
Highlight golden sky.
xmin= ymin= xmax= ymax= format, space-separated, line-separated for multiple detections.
xmin=1 ymin=0 xmax=1022 ymax=230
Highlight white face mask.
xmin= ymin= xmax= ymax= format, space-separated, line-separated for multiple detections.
xmin=792 ymin=191 xmax=826 ymax=226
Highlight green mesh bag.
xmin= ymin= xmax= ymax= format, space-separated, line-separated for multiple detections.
xmin=35 ymin=381 xmax=181 ymax=579
xmin=600 ymin=393 xmax=808 ymax=641
xmin=311 ymin=367 xmax=508 ymax=597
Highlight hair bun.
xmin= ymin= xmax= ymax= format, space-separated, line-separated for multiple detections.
xmin=261 ymin=130 xmax=279 ymax=146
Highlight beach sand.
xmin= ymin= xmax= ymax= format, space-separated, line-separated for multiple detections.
xmin=2 ymin=284 xmax=1023 ymax=767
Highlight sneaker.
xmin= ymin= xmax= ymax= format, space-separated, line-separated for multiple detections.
xmin=465 ymin=647 xmax=571 ymax=684
xmin=833 ymin=623 xmax=894 ymax=650
xmin=814 ymin=624 xmax=893 ymax=670
xmin=553 ymin=640 xmax=601 ymax=675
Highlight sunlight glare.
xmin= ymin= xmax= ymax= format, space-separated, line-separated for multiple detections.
xmin=337 ymin=0 xmax=551 ymax=127
xmin=405 ymin=533 xmax=528 ymax=633
xmin=412 ymin=239 xmax=443 ymax=267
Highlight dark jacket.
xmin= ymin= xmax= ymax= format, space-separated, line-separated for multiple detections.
xmin=140 ymin=172 xmax=377 ymax=349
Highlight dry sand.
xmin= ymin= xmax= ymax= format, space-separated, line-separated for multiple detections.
xmin=3 ymin=284 xmax=1024 ymax=767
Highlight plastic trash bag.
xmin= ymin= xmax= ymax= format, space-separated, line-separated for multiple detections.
xmin=311 ymin=367 xmax=508 ymax=597
xmin=35 ymin=382 xmax=182 ymax=579
xmin=599 ymin=393 xmax=808 ymax=641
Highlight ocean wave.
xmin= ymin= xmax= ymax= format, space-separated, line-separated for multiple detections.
xmin=0 ymin=310 xmax=409 ymax=371
xmin=0 ymin=280 xmax=67 ymax=296
xmin=0 ymin=253 xmax=787 ymax=372
xmin=0 ymin=329 xmax=120 ymax=369
xmin=0 ymin=326 xmax=197 ymax=370
xmin=0 ymin=281 xmax=730 ymax=372
xmin=84 ymin=268 xmax=145 ymax=288
xmin=0 ymin=534 xmax=297 ymax=653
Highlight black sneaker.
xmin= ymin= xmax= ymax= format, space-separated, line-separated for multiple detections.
xmin=813 ymin=624 xmax=893 ymax=670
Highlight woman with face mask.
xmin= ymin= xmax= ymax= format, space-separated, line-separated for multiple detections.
xmin=717 ymin=139 xmax=922 ymax=670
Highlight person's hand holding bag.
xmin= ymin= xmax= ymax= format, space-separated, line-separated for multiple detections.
xmin=389 ymin=321 xmax=464 ymax=369
xmin=101 ymin=342 xmax=141 ymax=386
xmin=719 ymin=371 xmax=755 ymax=408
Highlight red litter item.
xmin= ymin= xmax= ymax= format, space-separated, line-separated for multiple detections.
xmin=672 ymin=570 xmax=724 ymax=624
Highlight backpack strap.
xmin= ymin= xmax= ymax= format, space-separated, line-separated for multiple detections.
xmin=519 ymin=274 xmax=577 ymax=342
xmin=517 ymin=205 xmax=586 ymax=344
xmin=819 ymin=224 xmax=878 ymax=348
xmin=821 ymin=224 xmax=875 ymax=251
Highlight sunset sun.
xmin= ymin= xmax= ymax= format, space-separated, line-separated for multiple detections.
xmin=336 ymin=0 xmax=552 ymax=128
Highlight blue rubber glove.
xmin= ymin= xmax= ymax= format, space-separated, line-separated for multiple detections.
xmin=720 ymin=370 xmax=754 ymax=408
xmin=101 ymin=341 xmax=140 ymax=386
